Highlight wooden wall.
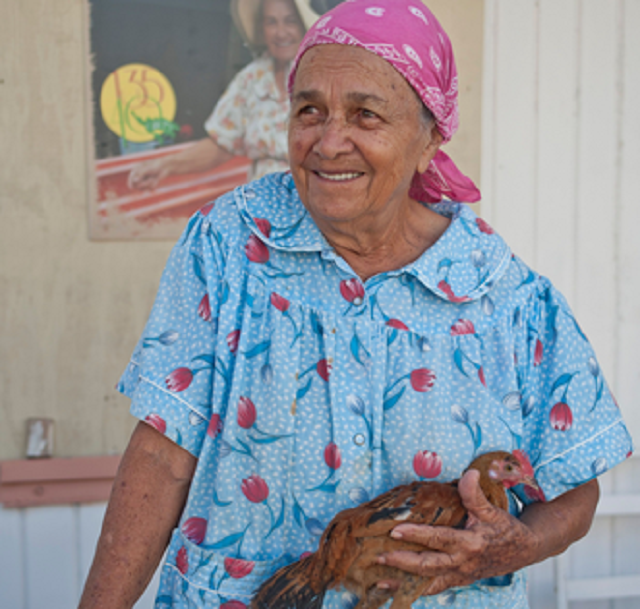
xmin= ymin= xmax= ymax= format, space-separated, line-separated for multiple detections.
xmin=482 ymin=1 xmax=640 ymax=606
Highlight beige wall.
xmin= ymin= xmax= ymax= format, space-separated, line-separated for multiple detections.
xmin=0 ymin=0 xmax=484 ymax=460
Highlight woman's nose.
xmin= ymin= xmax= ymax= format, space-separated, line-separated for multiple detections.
xmin=312 ymin=119 xmax=354 ymax=159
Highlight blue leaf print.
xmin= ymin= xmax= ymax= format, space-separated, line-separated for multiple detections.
xmin=293 ymin=498 xmax=304 ymax=527
xmin=481 ymin=295 xmax=495 ymax=316
xmin=473 ymin=421 xmax=482 ymax=451
xmin=204 ymin=531 xmax=246 ymax=550
xmin=192 ymin=253 xmax=206 ymax=285
xmin=156 ymin=595 xmax=173 ymax=607
xmin=267 ymin=496 xmax=286 ymax=537
xmin=550 ymin=373 xmax=575 ymax=395
xmin=383 ymin=386 xmax=405 ymax=411
xmin=310 ymin=311 xmax=324 ymax=335
xmin=192 ymin=353 xmax=215 ymax=366
xmin=212 ymin=488 xmax=232 ymax=507
xmin=437 ymin=258 xmax=455 ymax=274
xmin=248 ymin=434 xmax=290 ymax=444
xmin=243 ymin=340 xmax=271 ymax=359
xmin=350 ymin=333 xmax=371 ymax=367
xmin=296 ymin=377 xmax=313 ymax=401
xmin=219 ymin=281 xmax=230 ymax=305
xmin=522 ymin=396 xmax=535 ymax=418
xmin=453 ymin=349 xmax=468 ymax=377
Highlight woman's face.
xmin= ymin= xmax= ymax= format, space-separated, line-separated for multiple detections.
xmin=288 ymin=45 xmax=441 ymax=232
xmin=262 ymin=0 xmax=305 ymax=67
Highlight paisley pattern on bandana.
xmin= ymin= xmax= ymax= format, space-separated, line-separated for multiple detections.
xmin=288 ymin=0 xmax=481 ymax=204
xmin=118 ymin=173 xmax=633 ymax=608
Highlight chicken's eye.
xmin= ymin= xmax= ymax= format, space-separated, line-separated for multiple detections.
xmin=505 ymin=464 xmax=513 ymax=472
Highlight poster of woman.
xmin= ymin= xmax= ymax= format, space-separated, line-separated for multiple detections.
xmin=87 ymin=0 xmax=329 ymax=240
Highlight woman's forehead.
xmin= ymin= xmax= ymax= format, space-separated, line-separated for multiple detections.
xmin=292 ymin=44 xmax=413 ymax=98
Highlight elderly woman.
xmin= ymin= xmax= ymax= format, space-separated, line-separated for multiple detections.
xmin=80 ymin=1 xmax=633 ymax=608
xmin=128 ymin=0 xmax=317 ymax=189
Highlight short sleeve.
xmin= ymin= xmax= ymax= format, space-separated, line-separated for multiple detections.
xmin=117 ymin=211 xmax=223 ymax=457
xmin=517 ymin=279 xmax=633 ymax=502
xmin=203 ymin=68 xmax=249 ymax=157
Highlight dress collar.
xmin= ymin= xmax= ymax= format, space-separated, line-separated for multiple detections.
xmin=235 ymin=173 xmax=511 ymax=302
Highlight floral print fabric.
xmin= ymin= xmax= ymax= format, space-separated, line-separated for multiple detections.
xmin=118 ymin=172 xmax=633 ymax=608
xmin=204 ymin=55 xmax=290 ymax=180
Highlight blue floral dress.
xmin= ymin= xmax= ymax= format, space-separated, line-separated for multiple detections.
xmin=118 ymin=172 xmax=633 ymax=609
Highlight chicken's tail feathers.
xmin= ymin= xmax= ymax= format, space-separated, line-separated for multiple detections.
xmin=249 ymin=555 xmax=326 ymax=609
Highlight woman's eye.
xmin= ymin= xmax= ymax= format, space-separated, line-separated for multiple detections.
xmin=360 ymin=109 xmax=378 ymax=120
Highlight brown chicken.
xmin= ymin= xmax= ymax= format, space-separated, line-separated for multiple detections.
xmin=250 ymin=450 xmax=544 ymax=609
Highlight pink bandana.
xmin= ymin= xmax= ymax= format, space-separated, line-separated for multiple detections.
xmin=288 ymin=0 xmax=481 ymax=203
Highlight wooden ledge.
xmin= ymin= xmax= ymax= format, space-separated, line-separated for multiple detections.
xmin=0 ymin=455 xmax=121 ymax=508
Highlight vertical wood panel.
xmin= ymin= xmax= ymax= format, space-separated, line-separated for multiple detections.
xmin=615 ymin=0 xmax=640 ymax=441
xmin=535 ymin=0 xmax=580 ymax=303
xmin=489 ymin=0 xmax=538 ymax=263
xmin=0 ymin=507 xmax=26 ymax=608
xmin=574 ymin=0 xmax=619 ymax=376
xmin=24 ymin=506 xmax=78 ymax=609
xmin=78 ymin=503 xmax=107 ymax=595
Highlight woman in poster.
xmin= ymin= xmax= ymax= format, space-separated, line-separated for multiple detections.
xmin=128 ymin=0 xmax=318 ymax=190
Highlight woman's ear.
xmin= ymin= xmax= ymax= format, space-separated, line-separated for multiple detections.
xmin=417 ymin=123 xmax=443 ymax=174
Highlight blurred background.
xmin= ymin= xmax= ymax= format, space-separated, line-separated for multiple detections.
xmin=0 ymin=0 xmax=638 ymax=607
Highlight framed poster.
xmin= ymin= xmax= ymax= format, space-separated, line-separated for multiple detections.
xmin=87 ymin=0 xmax=254 ymax=240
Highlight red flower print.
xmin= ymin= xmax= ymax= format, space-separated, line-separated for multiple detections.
xmin=476 ymin=217 xmax=494 ymax=234
xmin=254 ymin=217 xmax=271 ymax=237
xmin=241 ymin=474 xmax=269 ymax=503
xmin=451 ymin=319 xmax=475 ymax=335
xmin=437 ymin=280 xmax=471 ymax=304
xmin=317 ymin=359 xmax=331 ymax=381
xmin=534 ymin=339 xmax=543 ymax=366
xmin=207 ymin=414 xmax=223 ymax=439
xmin=340 ymin=279 xmax=365 ymax=305
xmin=220 ymin=602 xmax=247 ymax=609
xmin=245 ymin=234 xmax=269 ymax=263
xmin=198 ymin=293 xmax=212 ymax=322
xmin=237 ymin=396 xmax=257 ymax=429
xmin=550 ymin=402 xmax=573 ymax=431
xmin=413 ymin=450 xmax=442 ymax=479
xmin=224 ymin=557 xmax=255 ymax=579
xmin=144 ymin=413 xmax=166 ymax=434
xmin=200 ymin=202 xmax=214 ymax=216
xmin=386 ymin=319 xmax=409 ymax=331
xmin=324 ymin=442 xmax=342 ymax=470
xmin=410 ymin=368 xmax=436 ymax=392
xmin=227 ymin=329 xmax=241 ymax=353
xmin=165 ymin=367 xmax=193 ymax=392
xmin=176 ymin=546 xmax=188 ymax=574
xmin=270 ymin=292 xmax=290 ymax=312
xmin=181 ymin=517 xmax=207 ymax=545
xmin=478 ymin=367 xmax=486 ymax=387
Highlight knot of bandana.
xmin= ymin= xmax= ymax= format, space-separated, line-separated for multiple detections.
xmin=288 ymin=0 xmax=481 ymax=204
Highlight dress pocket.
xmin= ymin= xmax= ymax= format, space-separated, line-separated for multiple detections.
xmin=160 ymin=528 xmax=291 ymax=608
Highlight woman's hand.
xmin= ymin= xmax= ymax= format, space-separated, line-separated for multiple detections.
xmin=127 ymin=137 xmax=234 ymax=191
xmin=128 ymin=158 xmax=171 ymax=190
xmin=378 ymin=470 xmax=599 ymax=596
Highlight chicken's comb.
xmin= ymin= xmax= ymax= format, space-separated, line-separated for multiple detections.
xmin=513 ymin=449 xmax=535 ymax=478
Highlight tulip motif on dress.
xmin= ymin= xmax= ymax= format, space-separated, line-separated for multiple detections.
xmin=307 ymin=442 xmax=342 ymax=493
xmin=142 ymin=329 xmax=179 ymax=349
xmin=450 ymin=403 xmax=482 ymax=455
xmin=241 ymin=474 xmax=285 ymax=538
xmin=296 ymin=358 xmax=332 ymax=405
xmin=413 ymin=450 xmax=443 ymax=479
xmin=270 ymin=292 xmax=302 ymax=346
xmin=236 ymin=395 xmax=291 ymax=445
xmin=340 ymin=278 xmax=366 ymax=316
xmin=451 ymin=319 xmax=486 ymax=387
xmin=548 ymin=372 xmax=578 ymax=431
xmin=244 ymin=217 xmax=305 ymax=279
xmin=383 ymin=367 xmax=436 ymax=411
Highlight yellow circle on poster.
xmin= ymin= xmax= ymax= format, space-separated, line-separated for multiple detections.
xmin=100 ymin=63 xmax=177 ymax=143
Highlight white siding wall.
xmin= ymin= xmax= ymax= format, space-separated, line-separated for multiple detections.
xmin=0 ymin=503 xmax=160 ymax=609
xmin=482 ymin=1 xmax=640 ymax=607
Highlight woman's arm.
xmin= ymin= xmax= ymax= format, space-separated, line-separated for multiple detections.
xmin=78 ymin=421 xmax=197 ymax=609
xmin=378 ymin=469 xmax=599 ymax=596
xmin=128 ymin=137 xmax=234 ymax=190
